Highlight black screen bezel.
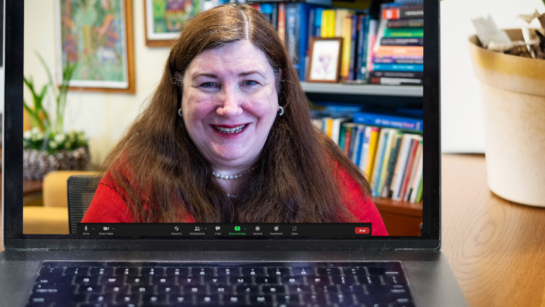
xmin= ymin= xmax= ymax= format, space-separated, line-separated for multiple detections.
xmin=3 ymin=0 xmax=440 ymax=251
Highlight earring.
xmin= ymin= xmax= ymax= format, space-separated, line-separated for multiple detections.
xmin=278 ymin=106 xmax=284 ymax=117
xmin=177 ymin=108 xmax=183 ymax=117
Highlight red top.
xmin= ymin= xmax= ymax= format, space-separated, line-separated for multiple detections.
xmin=82 ymin=165 xmax=389 ymax=236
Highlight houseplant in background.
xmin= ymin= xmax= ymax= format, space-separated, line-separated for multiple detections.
xmin=469 ymin=9 xmax=545 ymax=207
xmin=23 ymin=53 xmax=90 ymax=180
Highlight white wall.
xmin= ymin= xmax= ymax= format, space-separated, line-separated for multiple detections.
xmin=23 ymin=0 xmax=545 ymax=164
xmin=24 ymin=0 xmax=171 ymax=167
xmin=440 ymin=0 xmax=545 ymax=153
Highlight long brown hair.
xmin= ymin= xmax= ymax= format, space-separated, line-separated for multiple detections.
xmin=101 ymin=4 xmax=371 ymax=223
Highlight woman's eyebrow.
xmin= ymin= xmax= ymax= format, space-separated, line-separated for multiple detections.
xmin=192 ymin=73 xmax=219 ymax=80
xmin=238 ymin=70 xmax=265 ymax=78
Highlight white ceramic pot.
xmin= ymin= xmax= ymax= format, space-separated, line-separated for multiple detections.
xmin=469 ymin=29 xmax=545 ymax=207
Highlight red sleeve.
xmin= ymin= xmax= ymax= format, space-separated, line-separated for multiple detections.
xmin=336 ymin=165 xmax=389 ymax=236
xmin=81 ymin=171 xmax=135 ymax=223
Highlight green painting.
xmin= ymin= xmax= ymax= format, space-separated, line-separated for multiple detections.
xmin=145 ymin=0 xmax=200 ymax=44
xmin=58 ymin=0 xmax=132 ymax=90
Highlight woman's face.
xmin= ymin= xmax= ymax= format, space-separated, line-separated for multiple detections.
xmin=181 ymin=40 xmax=280 ymax=173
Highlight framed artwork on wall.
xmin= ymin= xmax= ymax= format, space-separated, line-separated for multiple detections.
xmin=56 ymin=0 xmax=135 ymax=93
xmin=144 ymin=0 xmax=201 ymax=47
xmin=306 ymin=37 xmax=342 ymax=83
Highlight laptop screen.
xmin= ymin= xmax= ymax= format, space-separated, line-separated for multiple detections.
xmin=19 ymin=1 xmax=426 ymax=239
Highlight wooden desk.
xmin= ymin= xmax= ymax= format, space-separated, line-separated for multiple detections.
xmin=1 ymin=155 xmax=545 ymax=306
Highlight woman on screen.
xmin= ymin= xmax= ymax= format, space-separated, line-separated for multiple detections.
xmin=82 ymin=4 xmax=388 ymax=236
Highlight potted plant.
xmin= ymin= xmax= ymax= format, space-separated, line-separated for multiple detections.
xmin=468 ymin=11 xmax=545 ymax=207
xmin=23 ymin=53 xmax=90 ymax=180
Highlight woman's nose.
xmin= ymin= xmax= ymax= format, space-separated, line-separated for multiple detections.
xmin=216 ymin=86 xmax=243 ymax=117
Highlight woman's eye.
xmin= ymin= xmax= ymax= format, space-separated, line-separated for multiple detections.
xmin=200 ymin=82 xmax=216 ymax=88
xmin=243 ymin=80 xmax=259 ymax=86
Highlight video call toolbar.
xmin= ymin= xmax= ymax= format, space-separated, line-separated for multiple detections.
xmin=77 ymin=223 xmax=372 ymax=237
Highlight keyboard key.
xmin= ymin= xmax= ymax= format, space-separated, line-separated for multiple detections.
xmin=317 ymin=268 xmax=342 ymax=276
xmin=249 ymin=294 xmax=274 ymax=304
xmin=235 ymin=285 xmax=258 ymax=294
xmin=195 ymin=294 xmax=220 ymax=305
xmin=242 ymin=268 xmax=266 ymax=276
xmin=185 ymin=285 xmax=207 ymax=293
xmin=142 ymin=267 xmax=164 ymax=276
xmin=230 ymin=276 xmax=253 ymax=285
xmin=384 ymin=275 xmax=408 ymax=285
xmin=64 ymin=267 xmax=89 ymax=276
xmin=342 ymin=267 xmax=366 ymax=276
xmin=276 ymin=294 xmax=301 ymax=305
xmin=29 ymin=293 xmax=86 ymax=303
xmin=100 ymin=276 xmax=125 ymax=285
xmin=367 ymin=267 xmax=386 ymax=275
xmin=89 ymin=267 xmax=114 ymax=276
xmin=210 ymin=285 xmax=233 ymax=294
xmin=281 ymin=276 xmax=304 ymax=285
xmin=261 ymin=285 xmax=285 ymax=294
xmin=88 ymin=293 xmax=113 ymax=304
xmin=292 ymin=268 xmax=313 ymax=276
xmin=287 ymin=285 xmax=311 ymax=293
xmin=193 ymin=268 xmax=214 ymax=277
xmin=104 ymin=285 xmax=129 ymax=294
xmin=77 ymin=284 xmax=102 ymax=294
xmin=203 ymin=275 xmax=227 ymax=284
xmin=223 ymin=295 xmax=245 ymax=306
xmin=332 ymin=275 xmax=357 ymax=285
xmin=356 ymin=275 xmax=382 ymax=285
xmin=171 ymin=295 xmax=191 ymax=304
xmin=115 ymin=268 xmax=139 ymax=276
xmin=131 ymin=285 xmax=154 ymax=294
xmin=126 ymin=276 xmax=150 ymax=285
xmin=142 ymin=294 xmax=167 ymax=304
xmin=166 ymin=267 xmax=190 ymax=276
xmin=39 ymin=267 xmax=64 ymax=276
xmin=254 ymin=276 xmax=280 ymax=285
xmin=340 ymin=285 xmax=365 ymax=294
xmin=74 ymin=276 xmax=98 ymax=285
xmin=307 ymin=276 xmax=330 ymax=286
xmin=314 ymin=285 xmax=338 ymax=294
xmin=328 ymin=293 xmax=354 ymax=304
xmin=179 ymin=277 xmax=202 ymax=285
xmin=115 ymin=294 xmax=139 ymax=304
xmin=217 ymin=267 xmax=237 ymax=276
xmin=267 ymin=268 xmax=290 ymax=277
xmin=157 ymin=285 xmax=181 ymax=294
xmin=152 ymin=275 xmax=175 ymax=285
xmin=35 ymin=275 xmax=73 ymax=285
xmin=302 ymin=293 xmax=327 ymax=304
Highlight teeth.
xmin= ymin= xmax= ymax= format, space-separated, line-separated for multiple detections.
xmin=214 ymin=124 xmax=247 ymax=133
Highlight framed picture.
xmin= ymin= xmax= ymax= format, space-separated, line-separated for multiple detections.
xmin=306 ymin=37 xmax=343 ymax=83
xmin=144 ymin=0 xmax=201 ymax=47
xmin=56 ymin=0 xmax=135 ymax=93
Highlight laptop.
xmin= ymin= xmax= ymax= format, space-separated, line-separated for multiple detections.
xmin=1 ymin=0 xmax=467 ymax=306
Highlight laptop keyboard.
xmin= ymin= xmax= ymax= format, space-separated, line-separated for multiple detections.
xmin=28 ymin=261 xmax=414 ymax=307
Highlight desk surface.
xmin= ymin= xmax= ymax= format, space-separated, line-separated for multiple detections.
xmin=2 ymin=155 xmax=545 ymax=306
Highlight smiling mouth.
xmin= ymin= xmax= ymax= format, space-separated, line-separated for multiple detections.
xmin=212 ymin=124 xmax=248 ymax=134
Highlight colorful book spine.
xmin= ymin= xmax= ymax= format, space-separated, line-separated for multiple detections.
xmin=376 ymin=129 xmax=396 ymax=197
xmin=398 ymin=137 xmax=420 ymax=200
xmin=382 ymin=131 xmax=403 ymax=198
xmin=381 ymin=37 xmax=423 ymax=46
xmin=364 ymin=127 xmax=380 ymax=180
xmin=314 ymin=8 xmax=323 ymax=37
xmin=373 ymin=55 xmax=423 ymax=64
xmin=370 ymin=77 xmax=423 ymax=85
xmin=415 ymin=176 xmax=423 ymax=203
xmin=384 ymin=28 xmax=423 ymax=38
xmin=369 ymin=71 xmax=423 ymax=78
xmin=371 ymin=128 xmax=390 ymax=196
xmin=343 ymin=124 xmax=354 ymax=157
xmin=349 ymin=14 xmax=358 ymax=81
xmin=352 ymin=125 xmax=365 ymax=165
xmin=389 ymin=134 xmax=414 ymax=199
xmin=372 ymin=63 xmax=423 ymax=72
xmin=339 ymin=123 xmax=346 ymax=150
xmin=286 ymin=3 xmax=314 ymax=81
xmin=278 ymin=3 xmax=286 ymax=44
xmin=358 ymin=126 xmax=372 ymax=171
xmin=272 ymin=3 xmax=278 ymax=30
xmin=375 ymin=46 xmax=423 ymax=57
xmin=387 ymin=19 xmax=424 ymax=28
xmin=341 ymin=14 xmax=353 ymax=81
xmin=364 ymin=19 xmax=378 ymax=79
xmin=259 ymin=3 xmax=274 ymax=25
xmin=321 ymin=10 xmax=336 ymax=38
xmin=356 ymin=14 xmax=367 ymax=80
xmin=406 ymin=140 xmax=423 ymax=202
xmin=353 ymin=112 xmax=423 ymax=131
xmin=382 ymin=6 xmax=424 ymax=20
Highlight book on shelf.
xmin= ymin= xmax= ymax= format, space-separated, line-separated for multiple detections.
xmin=386 ymin=19 xmax=424 ymax=28
xmin=384 ymin=27 xmax=423 ymax=38
xmin=314 ymin=114 xmax=423 ymax=203
xmin=381 ymin=5 xmax=424 ymax=20
xmin=381 ymin=37 xmax=423 ymax=46
xmin=370 ymin=77 xmax=423 ymax=86
xmin=352 ymin=112 xmax=423 ymax=132
xmin=369 ymin=71 xmax=423 ymax=79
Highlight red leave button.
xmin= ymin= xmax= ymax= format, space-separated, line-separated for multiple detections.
xmin=355 ymin=227 xmax=370 ymax=234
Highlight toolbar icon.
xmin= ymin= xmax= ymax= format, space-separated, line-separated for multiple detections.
xmin=215 ymin=226 xmax=221 ymax=231
xmin=255 ymin=226 xmax=260 ymax=231
xmin=235 ymin=226 xmax=241 ymax=231
xmin=174 ymin=226 xmax=179 ymax=231
xmin=274 ymin=226 xmax=279 ymax=231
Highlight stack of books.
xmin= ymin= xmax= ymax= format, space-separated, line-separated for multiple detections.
xmin=313 ymin=111 xmax=423 ymax=203
xmin=368 ymin=1 xmax=424 ymax=86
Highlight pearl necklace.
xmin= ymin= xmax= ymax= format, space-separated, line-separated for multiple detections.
xmin=212 ymin=167 xmax=255 ymax=180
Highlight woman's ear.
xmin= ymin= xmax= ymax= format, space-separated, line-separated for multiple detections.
xmin=276 ymin=68 xmax=282 ymax=94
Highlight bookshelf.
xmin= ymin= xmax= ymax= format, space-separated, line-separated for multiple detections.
xmin=301 ymin=82 xmax=423 ymax=97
